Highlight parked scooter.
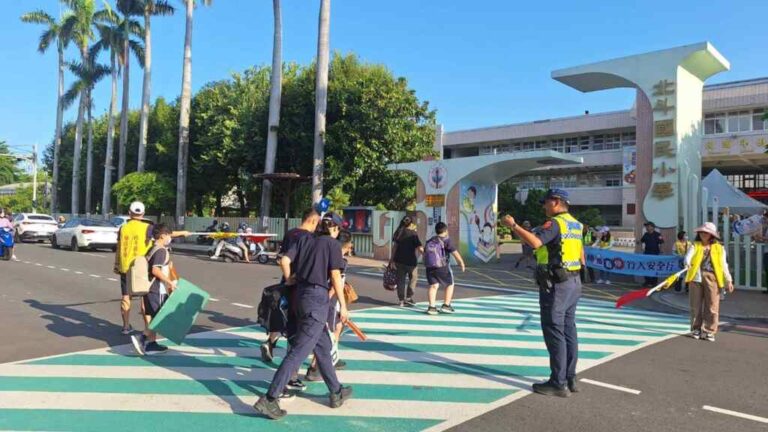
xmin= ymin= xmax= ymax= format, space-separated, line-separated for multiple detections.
xmin=196 ymin=220 xmax=219 ymax=245
xmin=0 ymin=227 xmax=14 ymax=261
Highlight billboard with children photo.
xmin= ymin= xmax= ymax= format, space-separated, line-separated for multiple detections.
xmin=459 ymin=181 xmax=498 ymax=263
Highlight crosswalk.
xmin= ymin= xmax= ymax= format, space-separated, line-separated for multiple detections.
xmin=0 ymin=292 xmax=691 ymax=432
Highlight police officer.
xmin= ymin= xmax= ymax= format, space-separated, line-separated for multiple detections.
xmin=253 ymin=212 xmax=352 ymax=419
xmin=502 ymin=188 xmax=584 ymax=398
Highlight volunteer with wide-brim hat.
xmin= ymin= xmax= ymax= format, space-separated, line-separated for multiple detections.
xmin=684 ymin=222 xmax=734 ymax=342
xmin=113 ymin=201 xmax=190 ymax=335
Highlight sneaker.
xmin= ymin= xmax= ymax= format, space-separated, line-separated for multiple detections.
xmin=335 ymin=360 xmax=347 ymax=370
xmin=253 ymin=395 xmax=286 ymax=420
xmin=690 ymin=330 xmax=701 ymax=340
xmin=703 ymin=333 xmax=716 ymax=342
xmin=144 ymin=342 xmax=168 ymax=355
xmin=439 ymin=304 xmax=455 ymax=314
xmin=121 ymin=325 xmax=134 ymax=336
xmin=426 ymin=306 xmax=439 ymax=316
xmin=398 ymin=301 xmax=406 ymax=307
xmin=286 ymin=379 xmax=307 ymax=392
xmin=532 ymin=381 xmax=569 ymax=398
xmin=404 ymin=298 xmax=416 ymax=307
xmin=305 ymin=366 xmax=322 ymax=382
xmin=567 ymin=378 xmax=580 ymax=393
xmin=260 ymin=342 xmax=274 ymax=363
xmin=329 ymin=386 xmax=353 ymax=408
xmin=604 ymin=280 xmax=611 ymax=285
xmin=129 ymin=334 xmax=146 ymax=355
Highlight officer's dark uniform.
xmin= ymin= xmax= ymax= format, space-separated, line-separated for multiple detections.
xmin=265 ymin=233 xmax=345 ymax=400
xmin=532 ymin=191 xmax=584 ymax=390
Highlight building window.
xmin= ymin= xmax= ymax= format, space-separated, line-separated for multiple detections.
xmin=535 ymin=140 xmax=548 ymax=150
xmin=727 ymin=110 xmax=751 ymax=133
xmin=579 ymin=136 xmax=591 ymax=152
xmin=522 ymin=141 xmax=534 ymax=151
xmin=704 ymin=112 xmax=725 ymax=135
xmin=593 ymin=135 xmax=604 ymax=151
xmin=565 ymin=137 xmax=578 ymax=153
xmin=604 ymin=133 xmax=621 ymax=150
xmin=753 ymin=109 xmax=766 ymax=131
xmin=550 ymin=138 xmax=564 ymax=153
xmin=622 ymin=132 xmax=636 ymax=147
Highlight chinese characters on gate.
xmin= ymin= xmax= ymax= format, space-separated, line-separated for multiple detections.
xmin=651 ymin=79 xmax=677 ymax=200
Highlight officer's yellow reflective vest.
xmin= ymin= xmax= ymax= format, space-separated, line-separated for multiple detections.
xmin=117 ymin=219 xmax=153 ymax=274
xmin=534 ymin=213 xmax=583 ymax=271
xmin=685 ymin=241 xmax=726 ymax=288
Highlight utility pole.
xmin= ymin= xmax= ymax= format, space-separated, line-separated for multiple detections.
xmin=32 ymin=144 xmax=38 ymax=213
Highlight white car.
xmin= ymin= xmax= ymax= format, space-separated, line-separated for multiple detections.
xmin=52 ymin=218 xmax=119 ymax=252
xmin=12 ymin=213 xmax=58 ymax=243
xmin=109 ymin=215 xmax=131 ymax=228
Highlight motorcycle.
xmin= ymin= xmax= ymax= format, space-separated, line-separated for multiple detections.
xmin=196 ymin=221 xmax=219 ymax=245
xmin=208 ymin=233 xmax=275 ymax=264
xmin=0 ymin=227 xmax=14 ymax=261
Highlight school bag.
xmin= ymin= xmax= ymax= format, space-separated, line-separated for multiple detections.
xmin=127 ymin=246 xmax=166 ymax=296
xmin=383 ymin=266 xmax=397 ymax=291
xmin=424 ymin=236 xmax=447 ymax=268
xmin=257 ymin=283 xmax=288 ymax=333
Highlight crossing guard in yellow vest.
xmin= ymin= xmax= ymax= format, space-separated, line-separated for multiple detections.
xmin=503 ymin=188 xmax=584 ymax=398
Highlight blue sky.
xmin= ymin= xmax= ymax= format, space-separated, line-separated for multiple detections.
xmin=2 ymin=0 xmax=768 ymax=151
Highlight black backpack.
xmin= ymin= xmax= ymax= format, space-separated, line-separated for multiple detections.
xmin=257 ymin=283 xmax=287 ymax=333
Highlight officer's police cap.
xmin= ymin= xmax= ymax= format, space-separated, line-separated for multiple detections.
xmin=539 ymin=188 xmax=570 ymax=204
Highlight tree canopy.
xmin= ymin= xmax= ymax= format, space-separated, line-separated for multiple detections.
xmin=46 ymin=53 xmax=436 ymax=216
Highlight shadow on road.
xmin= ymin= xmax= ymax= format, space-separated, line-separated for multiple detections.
xmin=23 ymin=299 xmax=128 ymax=347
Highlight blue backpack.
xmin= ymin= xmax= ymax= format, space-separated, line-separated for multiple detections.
xmin=424 ymin=236 xmax=447 ymax=268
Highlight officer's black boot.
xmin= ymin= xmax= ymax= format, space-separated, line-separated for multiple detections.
xmin=532 ymin=381 xmax=569 ymax=398
xmin=567 ymin=378 xmax=580 ymax=393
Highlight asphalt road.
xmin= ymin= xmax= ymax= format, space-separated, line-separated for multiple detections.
xmin=2 ymin=242 xmax=767 ymax=431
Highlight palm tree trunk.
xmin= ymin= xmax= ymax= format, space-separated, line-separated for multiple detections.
xmin=312 ymin=0 xmax=331 ymax=205
xmin=85 ymin=90 xmax=94 ymax=215
xmin=259 ymin=0 xmax=282 ymax=229
xmin=137 ymin=6 xmax=152 ymax=173
xmin=103 ymin=52 xmax=118 ymax=217
xmin=51 ymin=42 xmax=65 ymax=214
xmin=175 ymin=0 xmax=194 ymax=225
xmin=71 ymin=90 xmax=86 ymax=215
xmin=118 ymin=36 xmax=130 ymax=180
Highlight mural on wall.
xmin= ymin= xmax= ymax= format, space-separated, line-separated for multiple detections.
xmin=459 ymin=181 xmax=498 ymax=263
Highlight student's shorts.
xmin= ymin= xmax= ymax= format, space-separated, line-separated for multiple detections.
xmin=426 ymin=266 xmax=454 ymax=288
xmin=142 ymin=292 xmax=168 ymax=318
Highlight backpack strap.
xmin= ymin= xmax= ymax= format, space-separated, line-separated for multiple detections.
xmin=146 ymin=246 xmax=169 ymax=284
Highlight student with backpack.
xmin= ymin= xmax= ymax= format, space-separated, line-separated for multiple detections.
xmin=129 ymin=224 xmax=176 ymax=355
xmin=424 ymin=222 xmax=466 ymax=315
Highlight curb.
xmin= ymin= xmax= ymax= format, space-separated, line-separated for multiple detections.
xmin=651 ymin=291 xmax=768 ymax=321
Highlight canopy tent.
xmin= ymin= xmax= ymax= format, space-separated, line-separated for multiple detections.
xmin=702 ymin=169 xmax=767 ymax=215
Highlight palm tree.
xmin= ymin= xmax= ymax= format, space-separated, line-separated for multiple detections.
xmin=175 ymin=0 xmax=211 ymax=224
xmin=60 ymin=0 xmax=98 ymax=215
xmin=20 ymin=10 xmax=68 ymax=214
xmin=259 ymin=0 xmax=282 ymax=227
xmin=135 ymin=0 xmax=174 ymax=173
xmin=93 ymin=12 xmax=144 ymax=216
xmin=312 ymin=0 xmax=331 ymax=204
xmin=116 ymin=0 xmax=144 ymax=182
xmin=61 ymin=59 xmax=110 ymax=214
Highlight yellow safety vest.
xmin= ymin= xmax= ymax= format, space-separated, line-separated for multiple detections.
xmin=598 ymin=239 xmax=611 ymax=248
xmin=117 ymin=219 xmax=153 ymax=274
xmin=685 ymin=241 xmax=726 ymax=288
xmin=534 ymin=213 xmax=583 ymax=271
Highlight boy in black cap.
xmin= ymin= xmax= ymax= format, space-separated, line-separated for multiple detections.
xmin=640 ymin=221 xmax=664 ymax=286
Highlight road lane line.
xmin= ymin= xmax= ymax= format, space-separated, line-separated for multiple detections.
xmin=35 ymin=263 xmax=42 ymax=266
xmin=81 ymin=253 xmax=105 ymax=258
xmin=230 ymin=303 xmax=253 ymax=309
xmin=60 ymin=268 xmax=70 ymax=272
xmin=580 ymin=378 xmax=641 ymax=395
xmin=208 ymin=298 xmax=219 ymax=302
xmin=702 ymin=405 xmax=768 ymax=424
xmin=107 ymin=278 xmax=118 ymax=282
xmin=89 ymin=274 xmax=101 ymax=278
xmin=74 ymin=271 xmax=83 ymax=275
xmin=23 ymin=261 xmax=31 ymax=264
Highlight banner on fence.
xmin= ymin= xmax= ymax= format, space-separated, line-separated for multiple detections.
xmin=585 ymin=247 xmax=683 ymax=277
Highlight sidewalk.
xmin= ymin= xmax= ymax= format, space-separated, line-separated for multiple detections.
xmin=653 ymin=288 xmax=768 ymax=320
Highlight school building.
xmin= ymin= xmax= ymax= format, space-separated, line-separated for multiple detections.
xmin=437 ymin=77 xmax=768 ymax=227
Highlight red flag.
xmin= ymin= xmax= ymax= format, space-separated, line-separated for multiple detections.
xmin=615 ymin=288 xmax=651 ymax=309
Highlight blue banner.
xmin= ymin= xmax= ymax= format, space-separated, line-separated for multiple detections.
xmin=585 ymin=247 xmax=683 ymax=277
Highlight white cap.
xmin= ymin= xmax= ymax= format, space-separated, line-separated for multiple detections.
xmin=129 ymin=201 xmax=145 ymax=215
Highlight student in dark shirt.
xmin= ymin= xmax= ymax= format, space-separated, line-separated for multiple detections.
xmin=389 ymin=216 xmax=423 ymax=307
xmin=260 ymin=208 xmax=319 ymax=365
xmin=640 ymin=221 xmax=665 ymax=286
xmin=254 ymin=212 xmax=352 ymax=419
